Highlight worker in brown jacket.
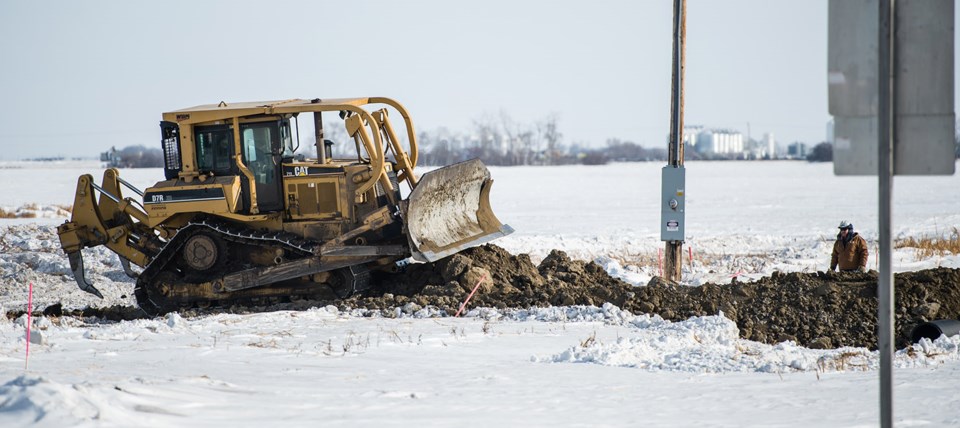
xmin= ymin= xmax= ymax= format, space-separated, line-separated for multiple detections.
xmin=831 ymin=220 xmax=869 ymax=272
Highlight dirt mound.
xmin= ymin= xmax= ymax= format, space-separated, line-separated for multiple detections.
xmin=634 ymin=269 xmax=960 ymax=350
xmin=362 ymin=246 xmax=633 ymax=311
xmin=361 ymin=245 xmax=960 ymax=350
xmin=12 ymin=244 xmax=959 ymax=351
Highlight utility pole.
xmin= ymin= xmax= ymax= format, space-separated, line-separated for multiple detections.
xmin=661 ymin=0 xmax=687 ymax=282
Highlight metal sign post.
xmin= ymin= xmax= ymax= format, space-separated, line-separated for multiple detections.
xmin=829 ymin=1 xmax=954 ymax=426
xmin=877 ymin=2 xmax=894 ymax=426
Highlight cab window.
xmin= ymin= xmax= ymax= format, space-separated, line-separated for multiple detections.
xmin=242 ymin=125 xmax=274 ymax=162
xmin=194 ymin=125 xmax=234 ymax=175
xmin=241 ymin=122 xmax=279 ymax=185
xmin=280 ymin=121 xmax=294 ymax=158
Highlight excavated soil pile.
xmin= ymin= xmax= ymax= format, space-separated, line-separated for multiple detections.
xmin=17 ymin=244 xmax=960 ymax=351
xmin=359 ymin=245 xmax=960 ymax=350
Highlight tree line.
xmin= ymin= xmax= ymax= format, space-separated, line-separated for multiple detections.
xmin=102 ymin=115 xmax=960 ymax=168
xmin=320 ymin=113 xmax=668 ymax=167
xmin=101 ymin=145 xmax=164 ymax=168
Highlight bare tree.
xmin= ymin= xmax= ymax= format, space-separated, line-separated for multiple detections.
xmin=472 ymin=113 xmax=502 ymax=163
xmin=115 ymin=145 xmax=163 ymax=168
xmin=539 ymin=114 xmax=563 ymax=165
xmin=807 ymin=142 xmax=833 ymax=162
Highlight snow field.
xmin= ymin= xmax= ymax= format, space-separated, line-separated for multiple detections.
xmin=2 ymin=305 xmax=960 ymax=427
xmin=1 ymin=159 xmax=960 ymax=426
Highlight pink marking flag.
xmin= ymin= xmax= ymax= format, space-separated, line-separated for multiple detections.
xmin=25 ymin=282 xmax=33 ymax=370
xmin=455 ymin=273 xmax=488 ymax=317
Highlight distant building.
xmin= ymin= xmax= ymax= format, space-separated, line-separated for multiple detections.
xmin=682 ymin=125 xmax=703 ymax=147
xmin=787 ymin=142 xmax=808 ymax=159
xmin=668 ymin=127 xmax=783 ymax=158
xmin=695 ymin=129 xmax=744 ymax=156
xmin=100 ymin=146 xmax=120 ymax=168
xmin=664 ymin=125 xmax=704 ymax=149
xmin=745 ymin=132 xmax=777 ymax=159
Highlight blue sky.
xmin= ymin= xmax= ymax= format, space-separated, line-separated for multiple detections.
xmin=0 ymin=0 xmax=948 ymax=160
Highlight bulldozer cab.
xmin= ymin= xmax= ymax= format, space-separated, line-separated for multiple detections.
xmin=158 ymin=99 xmax=402 ymax=217
xmin=164 ymin=117 xmax=293 ymax=214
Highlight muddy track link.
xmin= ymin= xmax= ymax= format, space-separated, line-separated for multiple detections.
xmin=134 ymin=219 xmax=324 ymax=316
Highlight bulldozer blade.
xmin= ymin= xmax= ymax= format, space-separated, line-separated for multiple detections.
xmin=404 ymin=159 xmax=513 ymax=262
xmin=67 ymin=251 xmax=104 ymax=299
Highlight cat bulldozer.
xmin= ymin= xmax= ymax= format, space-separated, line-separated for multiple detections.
xmin=57 ymin=97 xmax=513 ymax=315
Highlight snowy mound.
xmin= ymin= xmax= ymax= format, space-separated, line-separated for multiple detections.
xmin=0 ymin=224 xmax=138 ymax=312
xmin=543 ymin=313 xmax=960 ymax=373
xmin=0 ymin=375 xmax=105 ymax=425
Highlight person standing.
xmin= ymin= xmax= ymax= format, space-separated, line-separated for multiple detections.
xmin=831 ymin=220 xmax=869 ymax=272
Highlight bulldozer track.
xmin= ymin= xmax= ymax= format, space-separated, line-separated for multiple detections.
xmin=134 ymin=219 xmax=324 ymax=315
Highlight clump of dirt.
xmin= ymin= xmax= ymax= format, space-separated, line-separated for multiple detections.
xmin=359 ymin=245 xmax=960 ymax=350
xmin=359 ymin=246 xmax=634 ymax=312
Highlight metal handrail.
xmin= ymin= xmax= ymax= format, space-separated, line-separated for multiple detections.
xmin=117 ymin=177 xmax=144 ymax=197
xmin=90 ymin=182 xmax=120 ymax=203
xmin=90 ymin=182 xmax=146 ymax=211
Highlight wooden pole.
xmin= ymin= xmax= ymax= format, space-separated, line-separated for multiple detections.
xmin=665 ymin=0 xmax=687 ymax=282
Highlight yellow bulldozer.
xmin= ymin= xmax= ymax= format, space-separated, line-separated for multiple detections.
xmin=57 ymin=97 xmax=512 ymax=315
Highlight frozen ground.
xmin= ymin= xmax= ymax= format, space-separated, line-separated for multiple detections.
xmin=1 ymin=159 xmax=959 ymax=427
xmin=2 ymin=307 xmax=960 ymax=427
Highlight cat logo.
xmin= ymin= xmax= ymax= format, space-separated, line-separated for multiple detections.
xmin=294 ymin=166 xmax=309 ymax=176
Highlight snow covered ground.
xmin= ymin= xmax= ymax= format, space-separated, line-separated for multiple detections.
xmin=1 ymin=159 xmax=959 ymax=427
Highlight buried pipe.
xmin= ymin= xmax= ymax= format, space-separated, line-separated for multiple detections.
xmin=910 ymin=319 xmax=960 ymax=343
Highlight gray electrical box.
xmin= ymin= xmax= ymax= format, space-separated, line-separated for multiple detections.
xmin=660 ymin=166 xmax=685 ymax=241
